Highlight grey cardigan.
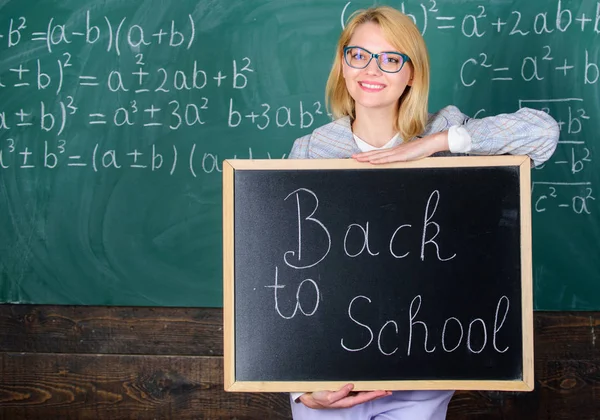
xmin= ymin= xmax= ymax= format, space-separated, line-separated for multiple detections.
xmin=289 ymin=105 xmax=559 ymax=167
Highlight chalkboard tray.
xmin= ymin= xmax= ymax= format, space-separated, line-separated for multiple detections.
xmin=223 ymin=156 xmax=533 ymax=392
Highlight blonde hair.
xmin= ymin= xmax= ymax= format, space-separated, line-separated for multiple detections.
xmin=325 ymin=6 xmax=430 ymax=141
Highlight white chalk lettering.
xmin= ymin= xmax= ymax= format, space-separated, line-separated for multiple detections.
xmin=283 ymin=188 xmax=331 ymax=270
xmin=343 ymin=222 xmax=380 ymax=257
xmin=265 ymin=266 xmax=320 ymax=319
xmin=341 ymin=295 xmax=374 ymax=352
xmin=421 ymin=190 xmax=457 ymax=262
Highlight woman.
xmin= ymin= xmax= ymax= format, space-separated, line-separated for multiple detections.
xmin=288 ymin=6 xmax=558 ymax=419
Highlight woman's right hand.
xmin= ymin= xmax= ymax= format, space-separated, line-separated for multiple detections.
xmin=298 ymin=384 xmax=392 ymax=409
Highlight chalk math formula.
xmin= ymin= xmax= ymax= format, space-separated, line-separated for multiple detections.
xmin=0 ymin=0 xmax=597 ymax=215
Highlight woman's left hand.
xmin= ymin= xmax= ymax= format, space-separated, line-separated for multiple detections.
xmin=352 ymin=131 xmax=448 ymax=164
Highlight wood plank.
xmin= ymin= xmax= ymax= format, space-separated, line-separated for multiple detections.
xmin=0 ymin=353 xmax=291 ymax=420
xmin=0 ymin=352 xmax=599 ymax=419
xmin=533 ymin=312 xmax=600 ymax=360
xmin=0 ymin=305 xmax=222 ymax=355
xmin=449 ymin=358 xmax=600 ymax=419
xmin=1 ymin=306 xmax=599 ymax=418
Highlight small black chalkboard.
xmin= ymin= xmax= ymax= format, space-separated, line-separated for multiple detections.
xmin=223 ymin=156 xmax=533 ymax=392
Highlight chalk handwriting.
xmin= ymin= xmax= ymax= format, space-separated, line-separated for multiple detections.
xmin=265 ymin=266 xmax=320 ymax=319
xmin=341 ymin=294 xmax=511 ymax=357
xmin=283 ymin=188 xmax=332 ymax=270
xmin=421 ymin=190 xmax=457 ymax=262
xmin=0 ymin=4 xmax=596 ymax=218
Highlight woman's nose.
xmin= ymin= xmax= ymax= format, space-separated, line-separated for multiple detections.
xmin=364 ymin=58 xmax=382 ymax=75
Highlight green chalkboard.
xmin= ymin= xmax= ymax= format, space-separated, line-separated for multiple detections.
xmin=0 ymin=0 xmax=598 ymax=309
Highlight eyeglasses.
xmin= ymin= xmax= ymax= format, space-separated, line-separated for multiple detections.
xmin=343 ymin=46 xmax=410 ymax=73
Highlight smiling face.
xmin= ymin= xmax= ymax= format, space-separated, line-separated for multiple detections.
xmin=342 ymin=22 xmax=413 ymax=117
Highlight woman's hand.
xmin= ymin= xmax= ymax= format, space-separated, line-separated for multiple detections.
xmin=298 ymin=384 xmax=392 ymax=409
xmin=352 ymin=132 xmax=449 ymax=164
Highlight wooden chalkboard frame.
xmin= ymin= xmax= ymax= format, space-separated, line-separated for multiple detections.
xmin=223 ymin=156 xmax=533 ymax=393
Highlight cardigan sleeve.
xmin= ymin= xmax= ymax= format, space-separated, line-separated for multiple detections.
xmin=426 ymin=105 xmax=559 ymax=167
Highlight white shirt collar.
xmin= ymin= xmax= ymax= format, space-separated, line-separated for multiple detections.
xmin=353 ymin=132 xmax=400 ymax=152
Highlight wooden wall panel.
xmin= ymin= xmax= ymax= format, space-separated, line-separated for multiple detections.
xmin=0 ymin=306 xmax=598 ymax=419
xmin=0 ymin=353 xmax=290 ymax=420
xmin=0 ymin=306 xmax=222 ymax=355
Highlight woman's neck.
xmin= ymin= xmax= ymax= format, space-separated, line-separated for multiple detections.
xmin=351 ymin=107 xmax=398 ymax=148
